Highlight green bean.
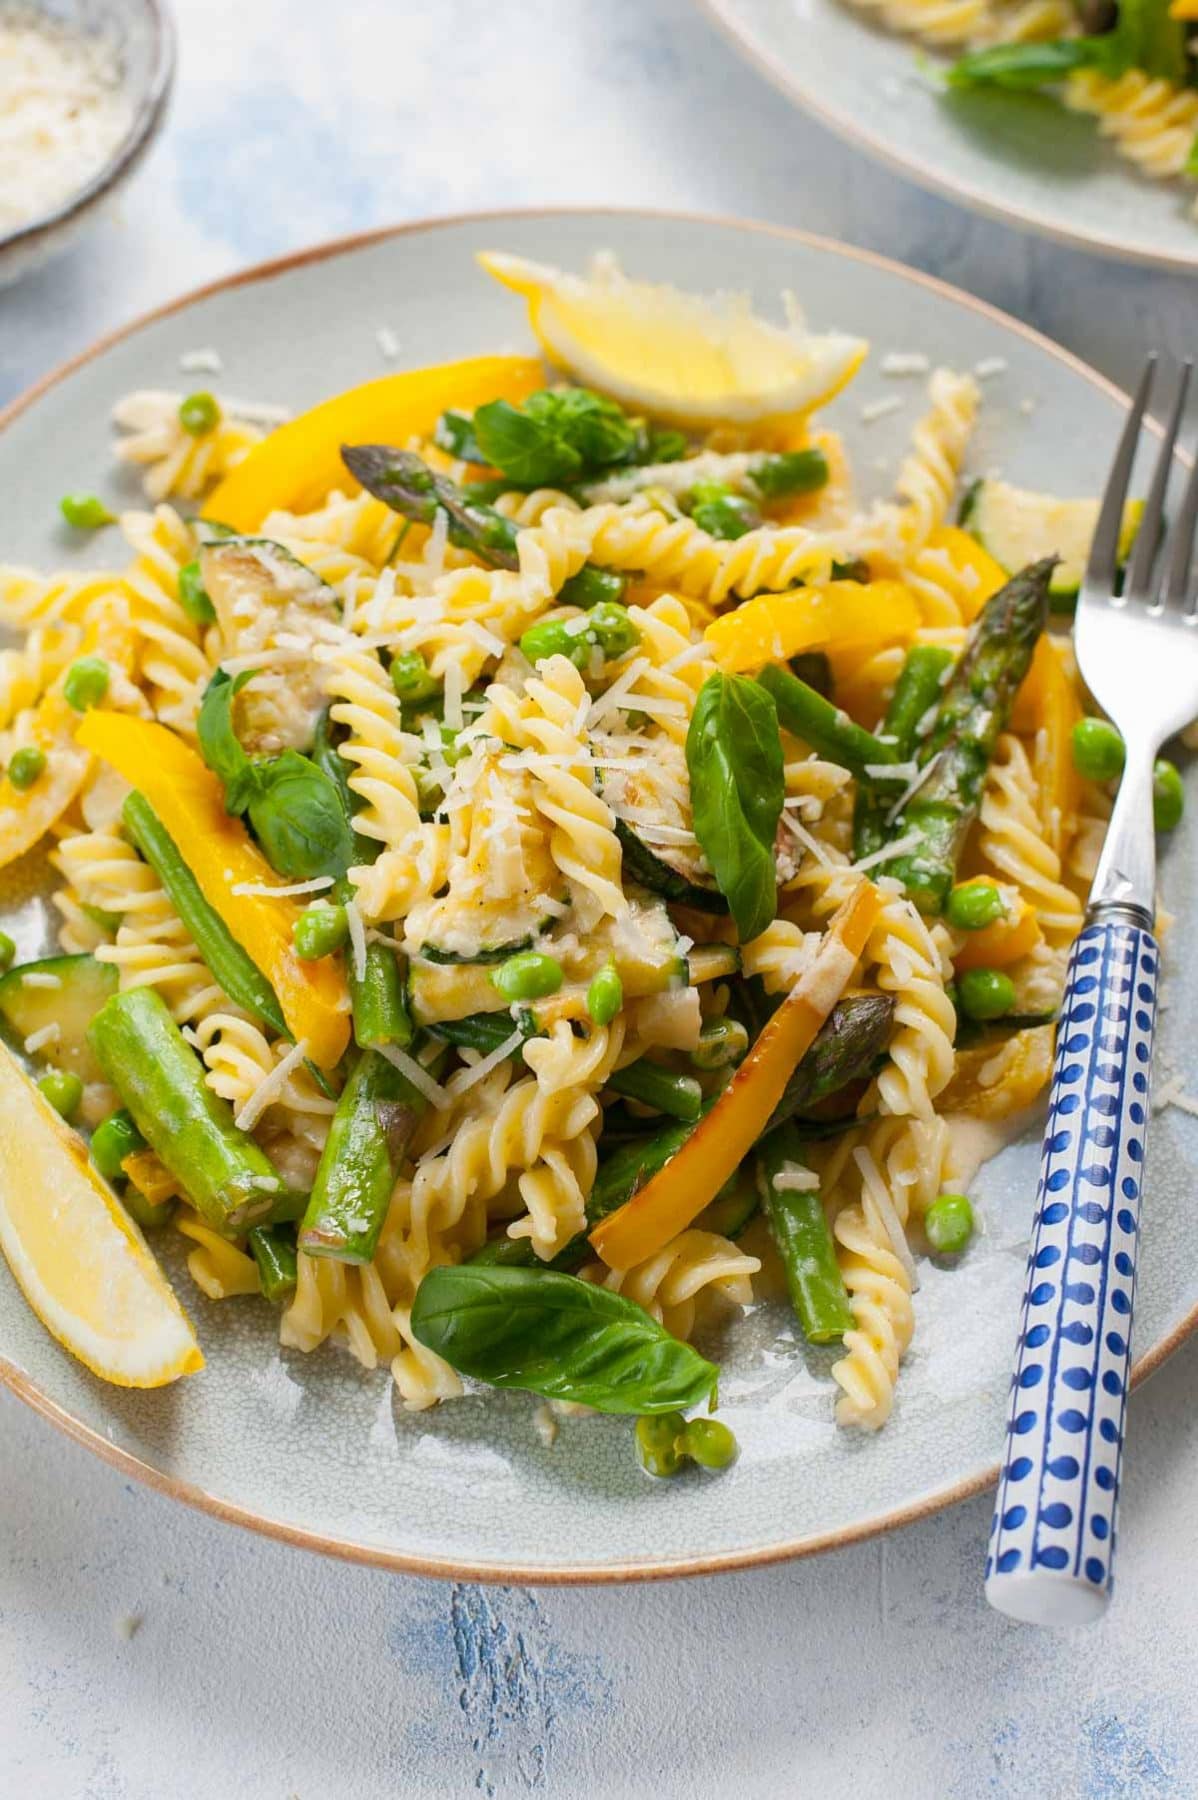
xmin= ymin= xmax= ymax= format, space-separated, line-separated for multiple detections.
xmin=122 ymin=791 xmax=287 ymax=1036
xmin=852 ymin=644 xmax=954 ymax=862
xmin=299 ymin=1049 xmax=430 ymax=1262
xmin=757 ymin=663 xmax=897 ymax=780
xmin=757 ymin=1122 xmax=854 ymax=1344
xmin=750 ymin=448 xmax=829 ymax=499
xmin=248 ymin=1225 xmax=299 ymax=1300
xmin=349 ymin=940 xmax=413 ymax=1050
xmin=605 ymin=1061 xmax=703 ymax=1122
xmin=88 ymin=987 xmax=286 ymax=1231
xmin=8 ymin=746 xmax=46 ymax=791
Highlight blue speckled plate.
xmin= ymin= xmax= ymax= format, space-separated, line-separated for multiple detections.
xmin=1 ymin=210 xmax=1195 ymax=1582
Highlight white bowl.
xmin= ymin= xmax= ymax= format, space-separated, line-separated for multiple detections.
xmin=0 ymin=0 xmax=175 ymax=289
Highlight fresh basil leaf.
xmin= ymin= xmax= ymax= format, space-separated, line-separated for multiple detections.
xmin=410 ymin=1264 xmax=719 ymax=1413
xmin=947 ymin=38 xmax=1099 ymax=88
xmin=434 ymin=408 xmax=484 ymax=463
xmin=686 ymin=672 xmax=783 ymax=943
xmin=197 ymin=669 xmax=259 ymax=815
xmin=312 ymin=706 xmax=375 ymax=867
xmin=474 ymin=399 xmax=582 ymax=488
xmin=528 ymin=386 xmax=639 ymax=469
xmin=248 ymin=751 xmax=356 ymax=882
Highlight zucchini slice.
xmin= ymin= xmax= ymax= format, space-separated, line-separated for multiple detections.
xmin=603 ymin=747 xmax=727 ymax=914
xmin=199 ymin=538 xmax=338 ymax=754
xmin=0 ymin=954 xmax=117 ymax=1085
xmin=409 ymin=897 xmax=689 ymax=1025
xmin=960 ymin=478 xmax=1143 ymax=604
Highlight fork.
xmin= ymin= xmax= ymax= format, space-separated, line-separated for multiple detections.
xmin=985 ymin=355 xmax=1198 ymax=1627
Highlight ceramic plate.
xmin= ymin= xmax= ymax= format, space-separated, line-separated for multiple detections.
xmin=698 ymin=0 xmax=1198 ymax=274
xmin=1 ymin=209 xmax=1195 ymax=1582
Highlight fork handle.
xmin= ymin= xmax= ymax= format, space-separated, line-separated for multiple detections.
xmin=984 ymin=917 xmax=1159 ymax=1626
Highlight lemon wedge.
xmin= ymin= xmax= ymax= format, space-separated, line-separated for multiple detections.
xmin=0 ymin=1041 xmax=202 ymax=1387
xmin=477 ymin=251 xmax=868 ymax=428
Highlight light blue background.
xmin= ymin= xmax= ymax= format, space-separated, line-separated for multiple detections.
xmin=3 ymin=3 xmax=1197 ymax=1794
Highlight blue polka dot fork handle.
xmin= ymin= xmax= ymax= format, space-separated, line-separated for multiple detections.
xmin=986 ymin=354 xmax=1198 ymax=1627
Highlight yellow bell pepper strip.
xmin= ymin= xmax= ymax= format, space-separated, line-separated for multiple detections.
xmin=121 ymin=1148 xmax=180 ymax=1207
xmin=0 ymin=601 xmax=135 ymax=872
xmin=706 ymin=579 xmax=917 ymax=675
xmin=1009 ymin=634 xmax=1081 ymax=854
xmin=590 ymin=879 xmax=882 ymax=1272
xmin=951 ymin=885 xmax=1042 ymax=971
xmin=75 ymin=713 xmax=351 ymax=1068
xmin=205 ymin=355 xmax=545 ymax=532
xmin=1170 ymin=0 xmax=1198 ymax=18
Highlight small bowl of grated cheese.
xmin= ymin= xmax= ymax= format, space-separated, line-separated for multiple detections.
xmin=0 ymin=0 xmax=174 ymax=286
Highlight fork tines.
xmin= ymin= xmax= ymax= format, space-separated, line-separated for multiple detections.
xmin=1086 ymin=354 xmax=1198 ymax=616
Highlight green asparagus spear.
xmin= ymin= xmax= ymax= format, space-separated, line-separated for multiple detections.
xmin=349 ymin=941 xmax=413 ymax=1050
xmin=766 ymin=990 xmax=895 ymax=1131
xmin=122 ymin=792 xmax=287 ymax=1037
xmin=248 ymin=1225 xmax=298 ymax=1301
xmin=298 ymin=1049 xmax=430 ymax=1263
xmin=604 ymin=1061 xmax=703 ymax=1122
xmin=757 ymin=663 xmax=898 ymax=781
xmin=88 ymin=987 xmax=286 ymax=1232
xmin=852 ymin=645 xmax=955 ymax=863
xmin=878 ymin=559 xmax=1052 ymax=913
xmin=757 ymin=1122 xmax=854 ymax=1344
xmin=341 ymin=445 xmax=520 ymax=568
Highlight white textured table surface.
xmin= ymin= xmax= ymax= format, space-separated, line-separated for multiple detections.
xmin=3 ymin=3 xmax=1197 ymax=1795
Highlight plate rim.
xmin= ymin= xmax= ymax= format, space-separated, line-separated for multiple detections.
xmin=0 ymin=202 xmax=1188 ymax=1584
xmin=693 ymin=0 xmax=1198 ymax=276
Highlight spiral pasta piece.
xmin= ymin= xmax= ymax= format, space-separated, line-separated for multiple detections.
xmin=0 ymin=623 xmax=82 ymax=731
xmin=583 ymin=1228 xmax=760 ymax=1341
xmin=1064 ymin=70 xmax=1198 ymax=184
xmin=118 ymin=507 xmax=212 ymax=734
xmin=867 ymin=891 xmax=958 ymax=1121
xmin=869 ymin=371 xmax=980 ymax=558
xmin=977 ymin=734 xmax=1084 ymax=946
xmin=112 ymin=389 xmax=270 ymax=503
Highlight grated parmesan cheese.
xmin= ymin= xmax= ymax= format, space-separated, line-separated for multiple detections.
xmin=344 ymin=896 xmax=367 ymax=982
xmin=851 ymin=828 xmax=925 ymax=873
xmin=24 ymin=1022 xmax=60 ymax=1053
xmin=880 ymin=352 xmax=931 ymax=378
xmin=179 ymin=347 xmax=223 ymax=374
xmin=375 ymin=1042 xmax=449 ymax=1108
xmin=376 ymin=326 xmax=400 ymax=360
xmin=854 ymin=1147 xmax=920 ymax=1290
xmin=974 ymin=357 xmax=1008 ymax=380
xmin=442 ymin=659 xmax=464 ymax=730
xmin=0 ymin=10 xmax=134 ymax=236
xmin=860 ymin=395 xmax=904 ymax=424
xmin=234 ymin=1038 xmax=311 ymax=1132
xmin=772 ymin=1164 xmax=820 ymax=1192
xmin=230 ymin=875 xmax=335 ymax=899
xmin=453 ymin=1028 xmax=526 ymax=1092
xmin=20 ymin=971 xmax=61 ymax=989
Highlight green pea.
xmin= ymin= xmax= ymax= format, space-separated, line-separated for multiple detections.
xmin=293 ymin=902 xmax=349 ymax=961
xmin=558 ymin=564 xmax=628 ymax=609
xmin=63 ymin=656 xmax=110 ymax=713
xmin=586 ymin=960 xmax=623 ymax=1026
xmin=122 ymin=1186 xmax=175 ymax=1230
xmin=60 ymin=493 xmax=114 ymax=531
xmin=1071 ymin=717 xmax=1125 ymax=784
xmin=1154 ymin=758 xmax=1184 ymax=833
xmin=945 ymin=879 xmax=1006 ymax=931
xmin=7 ymin=746 xmax=46 ymax=791
xmin=390 ymin=650 xmax=441 ymax=704
xmin=38 ymin=1069 xmax=84 ymax=1120
xmin=91 ymin=1109 xmax=146 ymax=1182
xmin=178 ymin=391 xmax=221 ymax=436
xmin=635 ymin=1412 xmax=687 ymax=1479
xmin=177 ymin=560 xmax=216 ymax=625
xmin=688 ymin=483 xmax=760 ymax=541
xmin=925 ymin=1192 xmax=975 ymax=1255
xmin=0 ymin=931 xmax=14 ymax=971
xmin=956 ymin=966 xmax=1016 ymax=1022
xmin=490 ymin=951 xmax=564 ymax=1002
xmin=692 ymin=1017 xmax=750 ymax=1070
xmin=682 ymin=1417 xmax=739 ymax=1471
xmin=586 ymin=601 xmax=639 ymax=660
xmin=519 ymin=618 xmax=577 ymax=667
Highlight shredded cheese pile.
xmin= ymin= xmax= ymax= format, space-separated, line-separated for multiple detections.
xmin=0 ymin=7 xmax=133 ymax=235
